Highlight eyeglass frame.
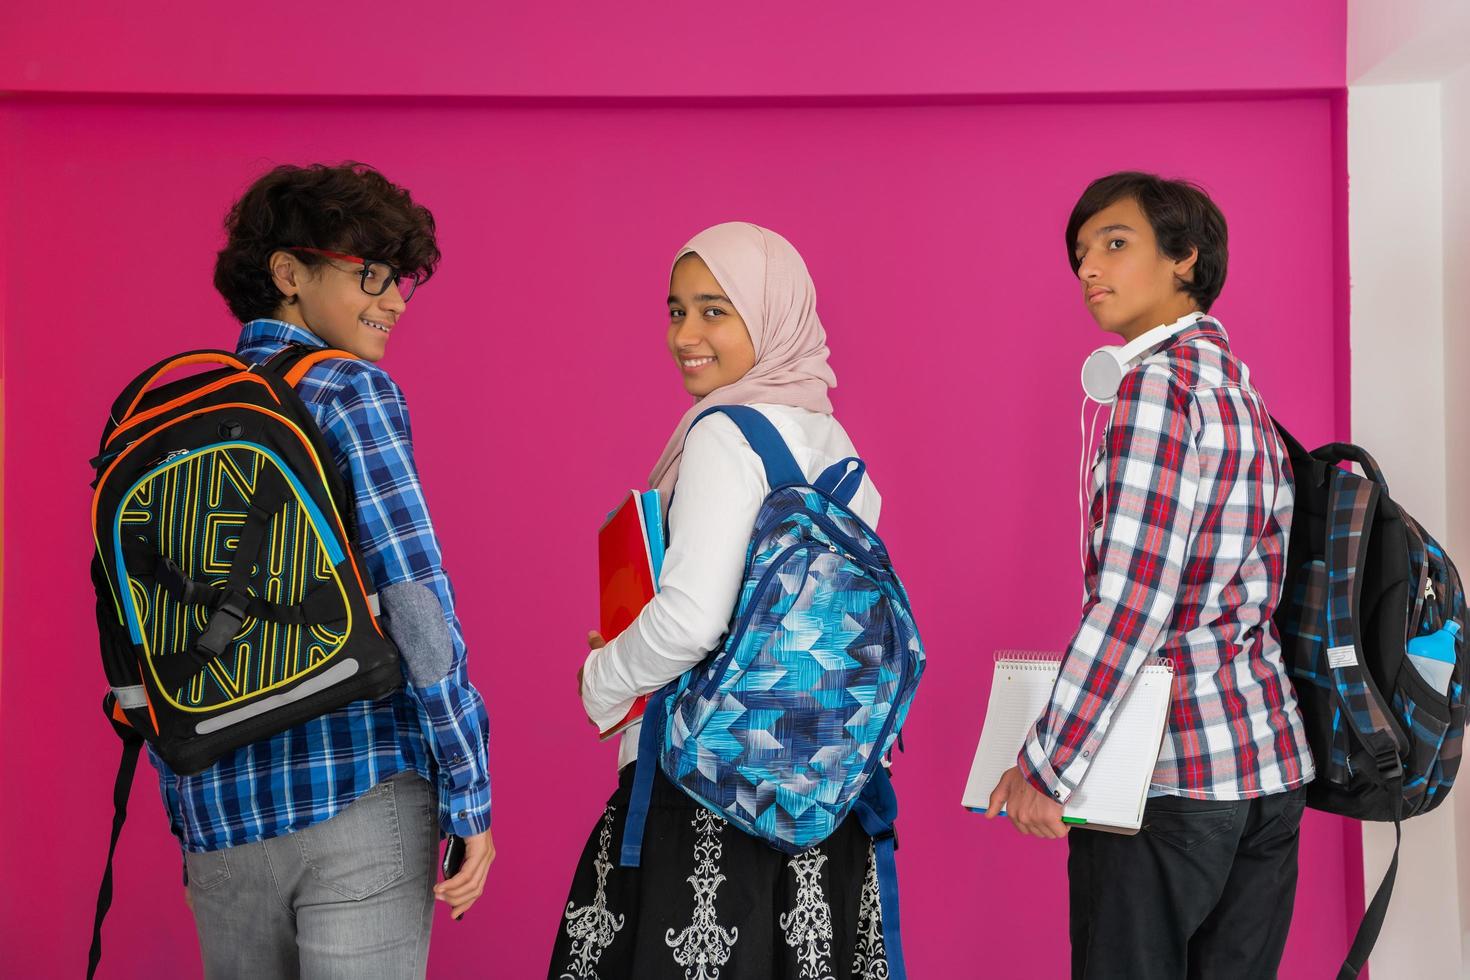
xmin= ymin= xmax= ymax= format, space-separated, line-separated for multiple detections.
xmin=292 ymin=247 xmax=423 ymax=302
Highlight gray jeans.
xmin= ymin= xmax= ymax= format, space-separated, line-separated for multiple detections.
xmin=186 ymin=772 xmax=438 ymax=979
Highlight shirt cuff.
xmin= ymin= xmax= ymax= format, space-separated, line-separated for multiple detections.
xmin=581 ymin=646 xmax=641 ymax=733
xmin=442 ymin=782 xmax=492 ymax=838
xmin=406 ymin=675 xmax=492 ymax=836
xmin=1018 ymin=729 xmax=1077 ymax=805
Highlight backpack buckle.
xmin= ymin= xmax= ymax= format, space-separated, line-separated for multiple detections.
xmin=196 ymin=592 xmax=249 ymax=659
xmin=1373 ymin=744 xmax=1403 ymax=783
xmin=155 ymin=555 xmax=202 ymax=605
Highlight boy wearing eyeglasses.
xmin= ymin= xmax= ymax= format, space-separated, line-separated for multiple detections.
xmin=152 ymin=162 xmax=494 ymax=977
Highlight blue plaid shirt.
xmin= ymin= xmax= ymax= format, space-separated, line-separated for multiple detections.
xmin=150 ymin=318 xmax=492 ymax=852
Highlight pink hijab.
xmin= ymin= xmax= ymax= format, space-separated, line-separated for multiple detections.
xmin=648 ymin=222 xmax=837 ymax=500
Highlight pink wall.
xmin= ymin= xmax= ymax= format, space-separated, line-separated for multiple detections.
xmin=1 ymin=1 xmax=1343 ymax=98
xmin=1 ymin=4 xmax=1356 ymax=977
xmin=0 ymin=95 xmax=1355 ymax=979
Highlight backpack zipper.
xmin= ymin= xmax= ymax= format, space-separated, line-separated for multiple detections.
xmin=695 ymin=542 xmax=815 ymax=702
xmin=106 ymin=372 xmax=279 ymax=447
xmin=858 ymin=603 xmax=921 ymax=787
xmin=752 ymin=508 xmax=888 ymax=577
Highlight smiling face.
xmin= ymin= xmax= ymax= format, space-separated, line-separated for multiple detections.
xmin=667 ymin=253 xmax=758 ymax=398
xmin=269 ymin=250 xmax=405 ymax=361
xmin=1073 ymin=197 xmax=1200 ymax=342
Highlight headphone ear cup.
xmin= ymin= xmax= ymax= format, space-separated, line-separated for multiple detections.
xmin=1081 ymin=348 xmax=1125 ymax=403
xmin=1078 ymin=312 xmax=1206 ymax=404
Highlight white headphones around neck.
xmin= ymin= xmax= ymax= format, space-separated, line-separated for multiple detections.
xmin=1080 ymin=312 xmax=1205 ymax=404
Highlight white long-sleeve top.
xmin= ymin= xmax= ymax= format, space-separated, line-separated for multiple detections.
xmin=581 ymin=404 xmax=882 ymax=770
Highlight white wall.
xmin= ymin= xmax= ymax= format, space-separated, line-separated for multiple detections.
xmin=1348 ymin=83 xmax=1446 ymax=532
xmin=1443 ymin=67 xmax=1470 ymax=571
xmin=1349 ymin=3 xmax=1470 ymax=975
xmin=1444 ymin=57 xmax=1470 ymax=970
xmin=1348 ymin=80 xmax=1460 ymax=980
xmin=1350 ymin=0 xmax=1470 ymax=83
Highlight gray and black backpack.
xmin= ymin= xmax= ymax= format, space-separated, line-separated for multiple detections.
xmin=1274 ymin=422 xmax=1467 ymax=979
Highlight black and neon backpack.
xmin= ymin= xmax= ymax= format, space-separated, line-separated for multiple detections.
xmin=86 ymin=345 xmax=402 ymax=977
xmin=1274 ymin=423 xmax=1467 ymax=979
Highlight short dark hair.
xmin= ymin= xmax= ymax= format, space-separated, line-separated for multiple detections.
xmin=213 ymin=162 xmax=441 ymax=323
xmin=1065 ymin=171 xmax=1229 ymax=312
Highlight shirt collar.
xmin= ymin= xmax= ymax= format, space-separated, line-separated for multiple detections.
xmin=1173 ymin=314 xmax=1230 ymax=350
xmin=236 ymin=318 xmax=328 ymax=353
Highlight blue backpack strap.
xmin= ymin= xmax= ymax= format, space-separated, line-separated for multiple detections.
xmin=814 ymin=457 xmax=866 ymax=505
xmin=691 ymin=405 xmax=805 ymax=491
xmin=619 ymin=684 xmax=671 ymax=867
xmin=852 ymin=767 xmax=906 ymax=980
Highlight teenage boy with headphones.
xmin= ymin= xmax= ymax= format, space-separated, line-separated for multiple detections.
xmin=985 ymin=172 xmax=1315 ymax=978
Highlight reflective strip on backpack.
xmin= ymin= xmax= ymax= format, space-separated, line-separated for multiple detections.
xmin=111 ymin=685 xmax=148 ymax=710
xmin=194 ymin=659 xmax=360 ymax=735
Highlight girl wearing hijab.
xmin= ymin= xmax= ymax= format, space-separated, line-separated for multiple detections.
xmin=550 ymin=223 xmax=892 ymax=979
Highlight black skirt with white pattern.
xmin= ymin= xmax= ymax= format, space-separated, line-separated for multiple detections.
xmin=549 ymin=763 xmax=890 ymax=980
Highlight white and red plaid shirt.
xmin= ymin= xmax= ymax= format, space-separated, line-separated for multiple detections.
xmin=1020 ymin=317 xmax=1315 ymax=802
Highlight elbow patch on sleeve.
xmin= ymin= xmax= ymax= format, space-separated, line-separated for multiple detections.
xmin=379 ymin=581 xmax=455 ymax=686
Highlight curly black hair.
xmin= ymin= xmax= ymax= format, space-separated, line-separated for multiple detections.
xmin=1065 ymin=171 xmax=1229 ymax=312
xmin=213 ymin=162 xmax=441 ymax=323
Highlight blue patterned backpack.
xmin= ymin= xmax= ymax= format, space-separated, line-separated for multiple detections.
xmin=619 ymin=406 xmax=925 ymax=972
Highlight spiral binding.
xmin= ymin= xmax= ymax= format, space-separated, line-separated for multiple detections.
xmin=993 ymin=650 xmax=1174 ymax=672
xmin=993 ymin=650 xmax=1062 ymax=666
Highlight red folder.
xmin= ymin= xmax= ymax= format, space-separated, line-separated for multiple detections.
xmin=595 ymin=491 xmax=661 ymax=738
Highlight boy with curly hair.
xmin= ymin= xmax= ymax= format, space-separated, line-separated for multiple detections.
xmin=157 ymin=162 xmax=494 ymax=977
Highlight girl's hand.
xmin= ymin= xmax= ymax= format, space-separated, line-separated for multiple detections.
xmin=579 ymin=631 xmax=607 ymax=728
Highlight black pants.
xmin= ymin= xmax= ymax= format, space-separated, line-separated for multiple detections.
xmin=1068 ymin=787 xmax=1307 ymax=980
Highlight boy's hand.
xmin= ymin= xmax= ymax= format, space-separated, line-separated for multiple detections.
xmin=985 ymin=766 xmax=1069 ymax=839
xmin=434 ymin=829 xmax=495 ymax=920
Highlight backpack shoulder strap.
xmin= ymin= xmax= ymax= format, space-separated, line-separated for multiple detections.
xmin=88 ymin=693 xmax=145 ymax=979
xmin=690 ymin=405 xmax=805 ymax=491
xmin=1324 ymin=467 xmax=1405 ymax=781
xmin=261 ymin=344 xmax=359 ymax=388
xmin=851 ymin=766 xmax=908 ymax=980
xmin=619 ymin=683 xmax=674 ymax=868
xmin=1338 ymin=819 xmax=1401 ymax=979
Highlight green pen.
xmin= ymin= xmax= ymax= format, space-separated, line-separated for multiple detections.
xmin=979 ymin=808 xmax=1089 ymax=826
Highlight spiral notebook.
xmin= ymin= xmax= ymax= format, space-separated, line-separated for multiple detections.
xmin=960 ymin=651 xmax=1174 ymax=834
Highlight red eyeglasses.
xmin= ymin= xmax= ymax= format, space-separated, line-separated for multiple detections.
xmin=294 ymin=247 xmax=423 ymax=302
